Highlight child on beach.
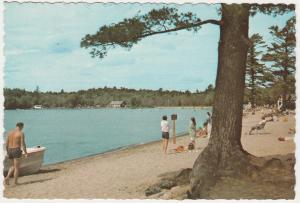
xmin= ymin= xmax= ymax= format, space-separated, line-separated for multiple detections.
xmin=189 ymin=117 xmax=197 ymax=146
xmin=161 ymin=115 xmax=170 ymax=155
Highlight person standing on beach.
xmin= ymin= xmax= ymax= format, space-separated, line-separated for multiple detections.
xmin=4 ymin=122 xmax=28 ymax=186
xmin=277 ymin=96 xmax=283 ymax=112
xmin=206 ymin=112 xmax=212 ymax=138
xmin=161 ymin=115 xmax=170 ymax=155
xmin=189 ymin=117 xmax=197 ymax=146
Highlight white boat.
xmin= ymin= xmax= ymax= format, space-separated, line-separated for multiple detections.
xmin=4 ymin=146 xmax=46 ymax=176
xmin=33 ymin=105 xmax=43 ymax=109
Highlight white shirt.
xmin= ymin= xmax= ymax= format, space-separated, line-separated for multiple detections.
xmin=161 ymin=120 xmax=169 ymax=132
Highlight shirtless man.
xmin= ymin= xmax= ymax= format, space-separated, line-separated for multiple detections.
xmin=4 ymin=122 xmax=28 ymax=186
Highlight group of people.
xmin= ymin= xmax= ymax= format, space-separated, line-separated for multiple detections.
xmin=160 ymin=112 xmax=212 ymax=154
xmin=244 ymin=95 xmax=289 ymax=116
xmin=4 ymin=113 xmax=213 ymax=184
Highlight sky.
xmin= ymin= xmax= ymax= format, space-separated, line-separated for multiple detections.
xmin=3 ymin=2 xmax=295 ymax=92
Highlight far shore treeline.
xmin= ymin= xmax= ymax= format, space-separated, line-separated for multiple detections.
xmin=4 ymin=86 xmax=215 ymax=109
xmin=3 ymin=82 xmax=294 ymax=110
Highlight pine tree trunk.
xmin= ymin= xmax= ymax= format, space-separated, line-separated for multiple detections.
xmin=282 ymin=47 xmax=289 ymax=110
xmin=251 ymin=69 xmax=255 ymax=108
xmin=189 ymin=4 xmax=254 ymax=198
xmin=282 ymin=72 xmax=288 ymax=111
xmin=250 ymin=47 xmax=256 ymax=109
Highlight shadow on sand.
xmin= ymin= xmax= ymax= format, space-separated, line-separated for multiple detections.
xmin=258 ymin=132 xmax=272 ymax=135
xmin=3 ymin=168 xmax=61 ymax=177
xmin=37 ymin=168 xmax=61 ymax=174
xmin=18 ymin=178 xmax=53 ymax=186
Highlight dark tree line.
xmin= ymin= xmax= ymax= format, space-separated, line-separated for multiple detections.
xmin=4 ymin=85 xmax=215 ymax=109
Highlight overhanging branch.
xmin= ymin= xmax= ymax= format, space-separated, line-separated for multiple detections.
xmin=139 ymin=19 xmax=220 ymax=39
xmin=81 ymin=6 xmax=221 ymax=58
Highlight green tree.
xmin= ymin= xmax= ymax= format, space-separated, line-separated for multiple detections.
xmin=81 ymin=4 xmax=294 ymax=197
xmin=262 ymin=16 xmax=296 ymax=110
xmin=158 ymin=88 xmax=163 ymax=96
xmin=203 ymin=91 xmax=214 ymax=106
xmin=18 ymin=95 xmax=33 ymax=109
xmin=33 ymin=85 xmax=41 ymax=105
xmin=68 ymin=94 xmax=81 ymax=108
xmin=204 ymin=84 xmax=214 ymax=93
xmin=130 ymin=97 xmax=141 ymax=107
xmin=245 ymin=33 xmax=272 ymax=108
xmin=4 ymin=97 xmax=17 ymax=109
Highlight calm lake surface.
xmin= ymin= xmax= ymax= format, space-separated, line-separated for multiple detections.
xmin=4 ymin=107 xmax=211 ymax=165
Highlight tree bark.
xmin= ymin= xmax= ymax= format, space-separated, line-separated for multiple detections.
xmin=250 ymin=47 xmax=256 ymax=109
xmin=189 ymin=4 xmax=254 ymax=198
xmin=250 ymin=68 xmax=255 ymax=109
xmin=282 ymin=45 xmax=289 ymax=111
xmin=282 ymin=69 xmax=288 ymax=111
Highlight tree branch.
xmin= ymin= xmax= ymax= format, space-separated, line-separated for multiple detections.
xmin=139 ymin=19 xmax=220 ymax=39
xmin=81 ymin=6 xmax=221 ymax=59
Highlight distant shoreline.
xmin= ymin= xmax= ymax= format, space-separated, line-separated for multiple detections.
xmin=156 ymin=106 xmax=211 ymax=109
xmin=6 ymin=106 xmax=212 ymax=110
xmin=4 ymin=87 xmax=215 ymax=110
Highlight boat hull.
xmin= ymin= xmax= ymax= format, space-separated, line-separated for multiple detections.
xmin=3 ymin=147 xmax=46 ymax=176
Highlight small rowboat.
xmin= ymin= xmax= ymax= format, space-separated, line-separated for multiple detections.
xmin=4 ymin=146 xmax=46 ymax=176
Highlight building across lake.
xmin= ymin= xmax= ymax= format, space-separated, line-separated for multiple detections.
xmin=108 ymin=101 xmax=127 ymax=108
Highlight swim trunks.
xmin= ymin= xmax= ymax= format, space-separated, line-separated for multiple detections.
xmin=162 ymin=132 xmax=169 ymax=139
xmin=7 ymin=147 xmax=22 ymax=159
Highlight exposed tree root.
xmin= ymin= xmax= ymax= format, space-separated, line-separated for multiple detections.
xmin=188 ymin=148 xmax=295 ymax=199
xmin=144 ymin=153 xmax=294 ymax=199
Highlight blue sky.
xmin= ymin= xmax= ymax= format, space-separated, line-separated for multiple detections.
xmin=3 ymin=3 xmax=295 ymax=92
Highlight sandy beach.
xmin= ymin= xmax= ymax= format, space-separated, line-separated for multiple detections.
xmin=3 ymin=110 xmax=295 ymax=199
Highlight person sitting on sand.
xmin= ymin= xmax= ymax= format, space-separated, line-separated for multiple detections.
xmin=278 ymin=136 xmax=294 ymax=141
xmin=197 ymin=122 xmax=208 ymax=138
xmin=161 ymin=115 xmax=170 ymax=155
xmin=189 ymin=117 xmax=197 ymax=146
xmin=4 ymin=122 xmax=28 ymax=186
xmin=248 ymin=117 xmax=268 ymax=135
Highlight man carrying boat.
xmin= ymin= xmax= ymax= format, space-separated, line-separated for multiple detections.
xmin=4 ymin=122 xmax=28 ymax=186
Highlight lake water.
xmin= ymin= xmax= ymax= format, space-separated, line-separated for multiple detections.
xmin=4 ymin=107 xmax=211 ymax=165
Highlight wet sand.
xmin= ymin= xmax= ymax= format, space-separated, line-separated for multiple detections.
xmin=3 ymin=110 xmax=295 ymax=199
